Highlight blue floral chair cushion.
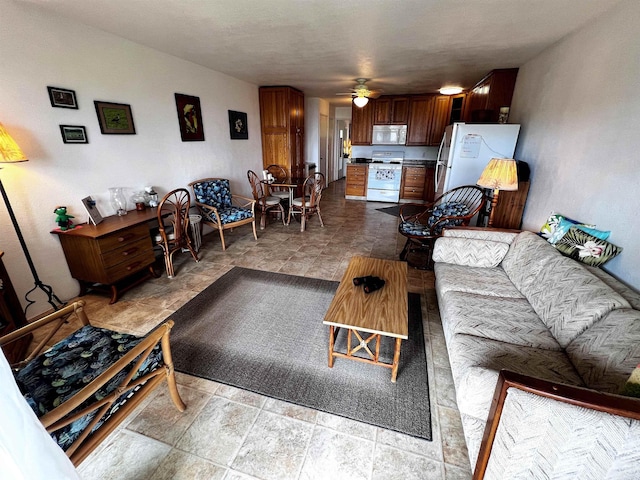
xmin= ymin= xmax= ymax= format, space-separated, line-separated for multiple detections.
xmin=14 ymin=325 xmax=162 ymax=452
xmin=191 ymin=179 xmax=232 ymax=209
xmin=399 ymin=201 xmax=471 ymax=237
xmin=201 ymin=206 xmax=253 ymax=225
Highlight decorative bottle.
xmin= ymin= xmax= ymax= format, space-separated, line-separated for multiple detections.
xmin=109 ymin=187 xmax=128 ymax=216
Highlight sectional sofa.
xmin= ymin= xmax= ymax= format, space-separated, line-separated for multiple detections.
xmin=432 ymin=228 xmax=640 ymax=473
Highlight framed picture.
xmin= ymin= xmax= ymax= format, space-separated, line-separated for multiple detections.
xmin=228 ymin=110 xmax=248 ymax=140
xmin=47 ymin=86 xmax=78 ymax=109
xmin=174 ymin=93 xmax=205 ymax=141
xmin=94 ymin=101 xmax=136 ymax=134
xmin=59 ymin=125 xmax=88 ymax=144
xmin=81 ymin=196 xmax=103 ymax=225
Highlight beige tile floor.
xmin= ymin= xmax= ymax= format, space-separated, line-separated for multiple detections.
xmin=71 ymin=179 xmax=472 ymax=480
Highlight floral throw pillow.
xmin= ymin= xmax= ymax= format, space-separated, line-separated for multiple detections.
xmin=555 ymin=226 xmax=622 ymax=267
xmin=539 ymin=212 xmax=596 ymax=243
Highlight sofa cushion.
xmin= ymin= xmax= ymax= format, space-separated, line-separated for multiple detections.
xmin=566 ymin=309 xmax=640 ymax=393
xmin=434 ymin=263 xmax=524 ymax=299
xmin=585 ymin=266 xmax=640 ymax=310
xmin=446 ymin=333 xmax=584 ymax=421
xmin=443 ymin=228 xmax=519 ymax=244
xmin=432 ymin=237 xmax=510 ymax=268
xmin=522 ymin=255 xmax=630 ymax=348
xmin=439 ymin=291 xmax=561 ymax=350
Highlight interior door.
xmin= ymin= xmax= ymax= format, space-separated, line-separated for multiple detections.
xmin=320 ymin=114 xmax=328 ymax=178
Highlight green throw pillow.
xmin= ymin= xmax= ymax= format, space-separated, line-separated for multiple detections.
xmin=555 ymin=226 xmax=622 ymax=267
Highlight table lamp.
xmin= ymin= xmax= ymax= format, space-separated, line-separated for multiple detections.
xmin=0 ymin=122 xmax=64 ymax=315
xmin=477 ymin=157 xmax=518 ymax=227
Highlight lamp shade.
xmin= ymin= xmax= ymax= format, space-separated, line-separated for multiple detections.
xmin=0 ymin=123 xmax=28 ymax=163
xmin=353 ymin=96 xmax=369 ymax=108
xmin=477 ymin=158 xmax=518 ymax=191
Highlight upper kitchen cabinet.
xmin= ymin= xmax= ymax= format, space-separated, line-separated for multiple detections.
xmin=464 ymin=68 xmax=518 ymax=123
xmin=374 ymin=96 xmax=409 ymax=124
xmin=406 ymin=96 xmax=435 ymax=145
xmin=351 ymin=101 xmax=374 ymax=145
xmin=259 ymin=86 xmax=305 ymax=178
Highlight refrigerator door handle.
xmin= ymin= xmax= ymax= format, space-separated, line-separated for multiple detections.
xmin=435 ymin=134 xmax=446 ymax=192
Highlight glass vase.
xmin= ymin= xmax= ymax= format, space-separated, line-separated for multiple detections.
xmin=109 ymin=187 xmax=128 ymax=216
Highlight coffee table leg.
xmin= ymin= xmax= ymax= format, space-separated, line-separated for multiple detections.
xmin=391 ymin=338 xmax=402 ymax=382
xmin=328 ymin=325 xmax=335 ymax=368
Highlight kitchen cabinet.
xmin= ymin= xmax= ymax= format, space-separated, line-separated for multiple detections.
xmin=428 ymin=95 xmax=454 ymax=146
xmin=399 ymin=165 xmax=435 ymax=202
xmin=406 ymin=96 xmax=435 ymax=146
xmin=0 ymin=251 xmax=32 ymax=363
xmin=464 ymin=69 xmax=518 ymax=123
xmin=490 ymin=180 xmax=530 ymax=229
xmin=374 ymin=96 xmax=409 ymax=124
xmin=259 ymin=86 xmax=305 ymax=178
xmin=345 ymin=164 xmax=368 ymax=198
xmin=351 ymin=101 xmax=374 ymax=145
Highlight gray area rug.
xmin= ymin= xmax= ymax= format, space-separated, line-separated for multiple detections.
xmin=376 ymin=204 xmax=425 ymax=217
xmin=165 ymin=267 xmax=432 ymax=440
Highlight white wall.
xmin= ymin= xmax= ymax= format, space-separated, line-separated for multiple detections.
xmin=0 ymin=0 xmax=263 ymax=317
xmin=510 ymin=0 xmax=640 ymax=288
xmin=304 ymin=97 xmax=330 ymax=171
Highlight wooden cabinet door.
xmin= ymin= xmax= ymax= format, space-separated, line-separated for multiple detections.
xmin=400 ymin=166 xmax=427 ymax=200
xmin=291 ymin=88 xmax=305 ymax=178
xmin=428 ymin=95 xmax=452 ymax=146
xmin=373 ymin=98 xmax=391 ymax=124
xmin=345 ymin=164 xmax=368 ymax=196
xmin=491 ymin=180 xmax=530 ymax=229
xmin=351 ymin=102 xmax=374 ymax=145
xmin=390 ymin=97 xmax=409 ymax=124
xmin=406 ymin=96 xmax=435 ymax=145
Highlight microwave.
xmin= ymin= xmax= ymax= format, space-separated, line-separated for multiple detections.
xmin=372 ymin=125 xmax=407 ymax=145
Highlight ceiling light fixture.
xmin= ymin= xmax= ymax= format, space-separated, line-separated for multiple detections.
xmin=353 ymin=96 xmax=369 ymax=108
xmin=439 ymin=87 xmax=463 ymax=95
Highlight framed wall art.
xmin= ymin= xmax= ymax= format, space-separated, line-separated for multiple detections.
xmin=174 ymin=93 xmax=205 ymax=141
xmin=59 ymin=125 xmax=88 ymax=144
xmin=94 ymin=101 xmax=136 ymax=134
xmin=228 ymin=110 xmax=248 ymax=140
xmin=47 ymin=86 xmax=78 ymax=109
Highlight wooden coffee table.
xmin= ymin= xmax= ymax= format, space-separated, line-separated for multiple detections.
xmin=323 ymin=256 xmax=408 ymax=382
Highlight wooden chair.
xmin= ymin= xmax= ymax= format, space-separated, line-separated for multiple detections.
xmin=288 ymin=172 xmax=325 ymax=232
xmin=398 ymin=185 xmax=486 ymax=269
xmin=155 ymin=188 xmax=199 ymax=278
xmin=0 ymin=301 xmax=186 ymax=466
xmin=247 ymin=170 xmax=286 ymax=230
xmin=474 ymin=370 xmax=640 ymax=479
xmin=188 ymin=178 xmax=257 ymax=250
xmin=265 ymin=164 xmax=291 ymax=202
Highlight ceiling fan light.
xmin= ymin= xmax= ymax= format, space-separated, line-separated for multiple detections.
xmin=353 ymin=96 xmax=369 ymax=108
xmin=439 ymin=86 xmax=463 ymax=95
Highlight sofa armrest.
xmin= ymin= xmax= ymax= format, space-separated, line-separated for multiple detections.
xmin=442 ymin=226 xmax=521 ymax=244
xmin=433 ymin=236 xmax=510 ymax=268
xmin=474 ymin=370 xmax=640 ymax=479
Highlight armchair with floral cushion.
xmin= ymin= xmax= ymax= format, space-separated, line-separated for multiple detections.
xmin=188 ymin=177 xmax=257 ymax=251
xmin=398 ymin=185 xmax=486 ymax=269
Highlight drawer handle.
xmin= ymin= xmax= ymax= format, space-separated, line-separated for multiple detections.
xmin=126 ymin=261 xmax=142 ymax=271
xmin=118 ymin=233 xmax=135 ymax=242
xmin=122 ymin=247 xmax=139 ymax=256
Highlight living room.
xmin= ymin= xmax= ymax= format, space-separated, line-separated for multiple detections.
xmin=1 ymin=0 xmax=639 ymax=478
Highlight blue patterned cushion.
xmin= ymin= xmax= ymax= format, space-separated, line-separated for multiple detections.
xmin=192 ymin=179 xmax=232 ymax=209
xmin=14 ymin=325 xmax=162 ymax=452
xmin=399 ymin=201 xmax=470 ymax=237
xmin=201 ymin=206 xmax=253 ymax=225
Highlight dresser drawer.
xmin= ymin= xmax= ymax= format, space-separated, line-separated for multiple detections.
xmin=101 ymin=237 xmax=154 ymax=268
xmin=104 ymin=249 xmax=156 ymax=283
xmin=97 ymin=224 xmax=151 ymax=253
xmin=402 ymin=187 xmax=425 ymax=199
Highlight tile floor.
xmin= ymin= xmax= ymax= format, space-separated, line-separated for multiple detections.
xmin=69 ymin=179 xmax=471 ymax=480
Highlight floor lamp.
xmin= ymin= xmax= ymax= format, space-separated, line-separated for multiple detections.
xmin=477 ymin=157 xmax=518 ymax=227
xmin=0 ymin=122 xmax=64 ymax=315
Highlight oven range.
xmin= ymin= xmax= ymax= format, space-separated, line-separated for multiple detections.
xmin=366 ymin=151 xmax=404 ymax=202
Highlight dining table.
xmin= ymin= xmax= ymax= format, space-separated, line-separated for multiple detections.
xmin=261 ymin=177 xmax=307 ymax=225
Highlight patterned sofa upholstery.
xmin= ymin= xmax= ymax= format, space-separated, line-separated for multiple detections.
xmin=432 ymin=228 xmax=640 ymax=475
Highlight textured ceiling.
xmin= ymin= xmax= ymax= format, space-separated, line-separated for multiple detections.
xmin=19 ymin=0 xmax=621 ymax=103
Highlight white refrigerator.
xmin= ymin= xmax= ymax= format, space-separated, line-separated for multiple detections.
xmin=435 ymin=123 xmax=521 ymax=196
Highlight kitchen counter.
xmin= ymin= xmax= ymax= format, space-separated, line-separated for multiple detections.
xmin=402 ymin=159 xmax=436 ymax=166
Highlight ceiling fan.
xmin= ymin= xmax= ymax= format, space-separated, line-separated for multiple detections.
xmin=336 ymin=78 xmax=383 ymax=107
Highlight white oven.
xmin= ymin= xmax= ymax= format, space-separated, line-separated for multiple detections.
xmin=366 ymin=152 xmax=404 ymax=202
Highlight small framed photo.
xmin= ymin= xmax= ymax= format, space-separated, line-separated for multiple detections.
xmin=94 ymin=101 xmax=136 ymax=134
xmin=81 ymin=196 xmax=103 ymax=225
xmin=228 ymin=110 xmax=248 ymax=140
xmin=59 ymin=125 xmax=88 ymax=144
xmin=47 ymin=86 xmax=78 ymax=109
xmin=174 ymin=93 xmax=205 ymax=141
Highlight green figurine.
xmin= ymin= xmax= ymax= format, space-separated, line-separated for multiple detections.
xmin=54 ymin=206 xmax=75 ymax=231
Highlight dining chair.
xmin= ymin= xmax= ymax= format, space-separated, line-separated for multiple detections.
xmin=265 ymin=164 xmax=291 ymax=202
xmin=288 ymin=172 xmax=325 ymax=232
xmin=155 ymin=188 xmax=199 ymax=278
xmin=188 ymin=178 xmax=257 ymax=250
xmin=247 ymin=170 xmax=286 ymax=230
xmin=398 ymin=185 xmax=486 ymax=269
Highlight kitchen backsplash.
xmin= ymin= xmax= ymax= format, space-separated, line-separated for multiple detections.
xmin=350 ymin=145 xmax=439 ymax=160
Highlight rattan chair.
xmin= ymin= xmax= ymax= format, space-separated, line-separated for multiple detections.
xmin=247 ymin=170 xmax=286 ymax=230
xmin=265 ymin=164 xmax=291 ymax=202
xmin=398 ymin=185 xmax=486 ymax=269
xmin=288 ymin=172 xmax=325 ymax=232
xmin=188 ymin=178 xmax=257 ymax=250
xmin=155 ymin=188 xmax=199 ymax=278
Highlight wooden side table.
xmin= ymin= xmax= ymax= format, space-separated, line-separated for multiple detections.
xmin=51 ymin=209 xmax=159 ymax=304
xmin=0 ymin=251 xmax=32 ymax=363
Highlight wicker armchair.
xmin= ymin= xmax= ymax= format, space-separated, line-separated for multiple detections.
xmin=247 ymin=170 xmax=285 ymax=230
xmin=0 ymin=301 xmax=185 ymax=466
xmin=398 ymin=185 xmax=486 ymax=269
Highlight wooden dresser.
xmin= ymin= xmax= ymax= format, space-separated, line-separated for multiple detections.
xmin=51 ymin=210 xmax=158 ymax=303
xmin=0 ymin=251 xmax=32 ymax=363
